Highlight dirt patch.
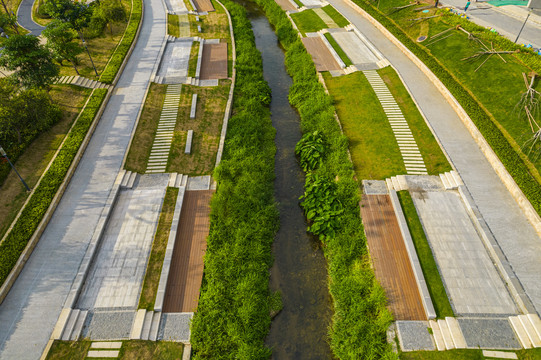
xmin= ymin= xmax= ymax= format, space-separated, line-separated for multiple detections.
xmin=193 ymin=0 xmax=214 ymax=12
xmin=301 ymin=37 xmax=341 ymax=72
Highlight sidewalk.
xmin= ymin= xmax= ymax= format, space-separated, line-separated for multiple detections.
xmin=328 ymin=0 xmax=541 ymax=315
xmin=16 ymin=0 xmax=45 ymax=36
xmin=0 ymin=0 xmax=166 ymax=358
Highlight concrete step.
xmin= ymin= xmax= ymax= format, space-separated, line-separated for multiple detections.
xmin=149 ymin=312 xmax=161 ymax=341
xmin=70 ymin=310 xmax=88 ymax=340
xmin=438 ymin=319 xmax=455 ymax=350
xmin=126 ymin=171 xmax=137 ymax=189
xmin=60 ymin=309 xmax=79 ymax=341
xmin=450 ymin=170 xmax=464 ymax=187
xmin=429 ymin=320 xmax=446 ymax=351
xmin=527 ymin=314 xmax=541 ymax=345
xmin=385 ymin=178 xmax=394 ymax=192
xmin=140 ymin=311 xmax=154 ymax=340
xmin=519 ymin=314 xmax=541 ymax=347
xmin=391 ymin=177 xmax=400 ymax=192
xmin=446 ymin=317 xmax=467 ymax=349
xmin=439 ymin=173 xmax=452 ymax=190
xmin=509 ymin=316 xmax=533 ymax=348
xmin=120 ymin=170 xmax=132 ymax=188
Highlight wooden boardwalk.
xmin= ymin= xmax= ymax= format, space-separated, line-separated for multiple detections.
xmin=162 ymin=190 xmax=213 ymax=313
xmin=301 ymin=37 xmax=342 ymax=72
xmin=193 ymin=0 xmax=214 ymax=12
xmin=360 ymin=194 xmax=426 ymax=320
xmin=200 ymin=43 xmax=228 ymax=80
xmin=275 ymin=0 xmax=296 ymax=11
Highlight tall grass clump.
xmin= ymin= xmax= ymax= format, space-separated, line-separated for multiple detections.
xmin=189 ymin=1 xmax=278 ymax=359
xmin=248 ymin=0 xmax=397 ymax=358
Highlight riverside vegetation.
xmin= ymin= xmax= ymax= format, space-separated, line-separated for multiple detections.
xmin=189 ymin=0 xmax=279 ymax=358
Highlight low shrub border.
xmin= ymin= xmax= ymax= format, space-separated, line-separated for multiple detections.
xmin=189 ymin=1 xmax=279 ymax=358
xmin=350 ymin=0 xmax=541 ymax=216
xmin=0 ymin=89 xmax=108 ymax=290
xmin=99 ymin=0 xmax=143 ymax=84
xmin=252 ymin=0 xmax=396 ymax=358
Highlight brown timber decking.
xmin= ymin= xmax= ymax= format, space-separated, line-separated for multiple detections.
xmin=301 ymin=37 xmax=342 ymax=72
xmin=162 ymin=190 xmax=214 ymax=312
xmin=360 ymin=194 xmax=426 ymax=320
xmin=193 ymin=0 xmax=215 ymax=12
xmin=200 ymin=42 xmax=228 ymax=80
xmin=275 ymin=0 xmax=297 ymax=11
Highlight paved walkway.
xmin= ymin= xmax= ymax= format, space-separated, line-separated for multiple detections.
xmin=16 ymin=0 xmax=44 ymax=36
xmin=77 ymin=174 xmax=169 ymax=310
xmin=328 ymin=0 xmax=541 ymax=314
xmin=157 ymin=39 xmax=193 ymax=83
xmin=0 ymin=0 xmax=166 ymax=357
xmin=314 ymin=7 xmax=338 ymax=27
xmin=440 ymin=0 xmax=541 ymax=49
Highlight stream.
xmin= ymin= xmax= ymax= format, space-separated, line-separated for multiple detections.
xmin=240 ymin=3 xmax=334 ymax=358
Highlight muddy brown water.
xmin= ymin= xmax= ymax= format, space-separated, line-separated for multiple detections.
xmin=238 ymin=3 xmax=333 ymax=358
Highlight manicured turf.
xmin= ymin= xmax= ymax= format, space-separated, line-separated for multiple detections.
xmin=167 ymin=14 xmax=180 ymax=37
xmin=323 ymin=71 xmax=405 ymax=180
xmin=324 ymin=32 xmax=353 ymax=66
xmin=322 ymin=5 xmax=349 ymax=27
xmin=397 ymin=190 xmax=454 ymax=318
xmin=290 ymin=9 xmax=328 ymax=35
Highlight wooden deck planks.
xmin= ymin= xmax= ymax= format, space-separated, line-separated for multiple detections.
xmin=275 ymin=0 xmax=297 ymax=11
xmin=301 ymin=37 xmax=342 ymax=72
xmin=192 ymin=0 xmax=215 ymax=12
xmin=200 ymin=43 xmax=228 ymax=80
xmin=360 ymin=194 xmax=426 ymax=320
xmin=162 ymin=190 xmax=214 ymax=313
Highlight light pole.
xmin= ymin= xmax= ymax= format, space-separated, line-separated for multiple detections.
xmin=0 ymin=146 xmax=31 ymax=192
xmin=514 ymin=10 xmax=532 ymax=44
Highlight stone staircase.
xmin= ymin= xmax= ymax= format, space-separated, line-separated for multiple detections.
xmin=439 ymin=170 xmax=463 ymax=190
xmin=119 ymin=170 xmax=138 ymax=189
xmin=429 ymin=317 xmax=467 ymax=351
xmin=509 ymin=314 xmax=541 ymax=348
xmin=60 ymin=308 xmax=88 ymax=341
xmin=130 ymin=309 xmax=162 ymax=341
xmin=168 ymin=172 xmax=188 ymax=188
xmin=55 ymin=75 xmax=112 ymax=89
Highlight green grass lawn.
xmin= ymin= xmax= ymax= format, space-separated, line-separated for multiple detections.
xmin=397 ymin=190 xmax=454 ymax=318
xmin=322 ymin=5 xmax=349 ymax=27
xmin=46 ymin=340 xmax=184 ymax=359
xmin=324 ymin=32 xmax=353 ymax=66
xmin=324 ymin=71 xmax=405 ymax=179
xmin=378 ymin=66 xmax=452 ymax=175
xmin=188 ymin=41 xmax=200 ymax=78
xmin=373 ymin=0 xmax=541 ymax=183
xmin=290 ymin=9 xmax=328 ymax=35
xmin=167 ymin=13 xmax=180 ymax=37
xmin=139 ymin=187 xmax=179 ymax=310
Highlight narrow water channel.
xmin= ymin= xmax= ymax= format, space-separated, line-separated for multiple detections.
xmin=241 ymin=4 xmax=333 ymax=358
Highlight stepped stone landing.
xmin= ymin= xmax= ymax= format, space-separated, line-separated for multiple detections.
xmin=55 ymin=75 xmax=112 ymax=90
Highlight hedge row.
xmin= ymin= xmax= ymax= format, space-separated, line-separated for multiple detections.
xmin=0 ymin=88 xmax=108 ymax=287
xmin=252 ymin=0 xmax=396 ymax=358
xmin=189 ymin=1 xmax=279 ymax=358
xmin=353 ymin=0 xmax=541 ymax=215
xmin=99 ymin=0 xmax=142 ymax=84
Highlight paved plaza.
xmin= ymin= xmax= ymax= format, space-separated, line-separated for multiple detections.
xmin=157 ymin=40 xmax=193 ymax=84
xmin=330 ymin=29 xmax=380 ymax=68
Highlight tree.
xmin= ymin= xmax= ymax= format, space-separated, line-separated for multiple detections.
xmin=0 ymin=11 xmax=19 ymax=35
xmin=43 ymin=20 xmax=84 ymax=74
xmin=43 ymin=0 xmax=98 ymax=75
xmin=0 ymin=35 xmax=59 ymax=90
xmin=96 ymin=0 xmax=126 ymax=35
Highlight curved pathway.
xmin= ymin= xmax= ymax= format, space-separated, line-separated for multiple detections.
xmin=16 ymin=0 xmax=44 ymax=36
xmin=328 ymin=0 xmax=541 ymax=314
xmin=0 ymin=0 xmax=166 ymax=358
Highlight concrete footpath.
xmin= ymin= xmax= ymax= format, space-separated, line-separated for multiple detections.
xmin=328 ymin=0 xmax=541 ymax=314
xmin=0 ymin=0 xmax=166 ymax=358
xmin=16 ymin=0 xmax=45 ymax=36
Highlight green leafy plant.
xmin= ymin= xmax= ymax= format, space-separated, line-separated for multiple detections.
xmin=300 ymin=173 xmax=343 ymax=240
xmin=295 ymin=130 xmax=326 ymax=171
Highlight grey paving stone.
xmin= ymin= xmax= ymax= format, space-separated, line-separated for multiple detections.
xmin=362 ymin=180 xmax=388 ymax=195
xmin=396 ymin=321 xmax=435 ymax=351
xmin=158 ymin=313 xmax=192 ymax=342
xmin=459 ymin=318 xmax=521 ymax=349
xmin=82 ymin=311 xmax=135 ymax=340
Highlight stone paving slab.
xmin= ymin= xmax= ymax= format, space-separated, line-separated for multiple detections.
xmin=158 ymin=313 xmax=192 ymax=342
xmin=87 ymin=350 xmax=120 ymax=358
xmin=77 ymin=174 xmax=169 ymax=310
xmin=164 ymin=0 xmax=187 ymax=13
xmin=396 ymin=321 xmax=435 ymax=351
xmin=411 ymin=187 xmax=517 ymax=316
xmin=90 ymin=341 xmax=122 ymax=349
xmin=82 ymin=311 xmax=135 ymax=340
xmin=331 ymin=31 xmax=380 ymax=65
xmin=458 ymin=318 xmax=521 ymax=349
xmin=482 ymin=350 xmax=518 ymax=359
xmin=157 ymin=40 xmax=193 ymax=83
